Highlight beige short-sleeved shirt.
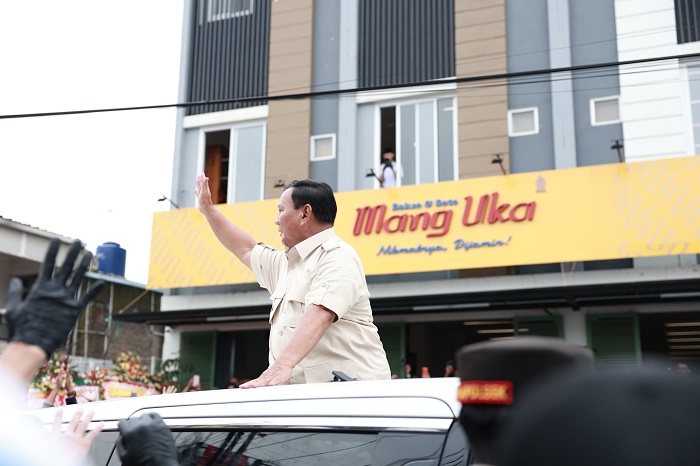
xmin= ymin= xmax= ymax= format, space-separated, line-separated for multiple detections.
xmin=250 ymin=228 xmax=391 ymax=384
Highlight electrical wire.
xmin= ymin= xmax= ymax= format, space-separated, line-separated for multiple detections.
xmin=2 ymin=51 xmax=700 ymax=120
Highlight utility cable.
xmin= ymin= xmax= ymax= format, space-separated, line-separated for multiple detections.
xmin=2 ymin=51 xmax=700 ymax=120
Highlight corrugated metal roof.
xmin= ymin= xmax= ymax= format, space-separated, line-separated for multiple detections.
xmin=0 ymin=215 xmax=77 ymax=242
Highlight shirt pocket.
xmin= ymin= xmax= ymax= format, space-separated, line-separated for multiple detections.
xmin=269 ymin=288 xmax=286 ymax=324
xmin=282 ymin=282 xmax=310 ymax=328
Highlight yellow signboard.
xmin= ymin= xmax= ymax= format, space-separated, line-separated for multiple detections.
xmin=148 ymin=156 xmax=700 ymax=289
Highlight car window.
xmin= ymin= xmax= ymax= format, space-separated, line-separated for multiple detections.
xmin=170 ymin=429 xmax=446 ymax=466
xmin=88 ymin=430 xmax=120 ymax=466
xmin=440 ymin=421 xmax=469 ymax=466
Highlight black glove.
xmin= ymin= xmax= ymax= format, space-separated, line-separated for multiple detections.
xmin=5 ymin=238 xmax=103 ymax=357
xmin=117 ymin=413 xmax=179 ymax=466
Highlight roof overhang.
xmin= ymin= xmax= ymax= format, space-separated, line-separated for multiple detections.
xmin=113 ymin=276 xmax=700 ymax=326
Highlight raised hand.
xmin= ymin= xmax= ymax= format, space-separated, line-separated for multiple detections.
xmin=195 ymin=172 xmax=214 ymax=212
xmin=5 ymin=239 xmax=104 ymax=358
xmin=50 ymin=409 xmax=104 ymax=465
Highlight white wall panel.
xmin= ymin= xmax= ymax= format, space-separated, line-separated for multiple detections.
xmin=615 ymin=0 xmax=696 ymax=162
xmin=614 ymin=0 xmax=673 ymax=20
xmin=623 ymin=133 xmax=687 ymax=160
xmin=618 ymin=30 xmax=677 ymax=55
xmin=621 ymin=80 xmax=684 ymax=103
xmin=619 ymin=64 xmax=680 ymax=86
xmin=623 ymin=97 xmax=682 ymax=120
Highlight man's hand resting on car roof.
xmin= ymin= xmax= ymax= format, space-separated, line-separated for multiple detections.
xmin=240 ymin=361 xmax=293 ymax=388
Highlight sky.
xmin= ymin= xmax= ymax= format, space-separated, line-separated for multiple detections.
xmin=0 ymin=1 xmax=185 ymax=284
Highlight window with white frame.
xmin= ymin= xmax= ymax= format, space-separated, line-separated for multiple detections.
xmin=201 ymin=122 xmax=266 ymax=204
xmin=354 ymin=95 xmax=457 ymax=190
xmin=310 ymin=134 xmax=336 ymax=161
xmin=508 ymin=108 xmax=539 ymax=136
xmin=208 ymin=0 xmax=253 ymax=21
xmin=590 ymin=96 xmax=620 ymax=126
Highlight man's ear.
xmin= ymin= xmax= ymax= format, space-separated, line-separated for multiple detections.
xmin=301 ymin=204 xmax=313 ymax=221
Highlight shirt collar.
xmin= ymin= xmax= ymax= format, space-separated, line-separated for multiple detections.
xmin=290 ymin=227 xmax=336 ymax=260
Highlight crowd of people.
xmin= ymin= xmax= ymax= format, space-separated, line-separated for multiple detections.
xmin=390 ymin=360 xmax=458 ymax=379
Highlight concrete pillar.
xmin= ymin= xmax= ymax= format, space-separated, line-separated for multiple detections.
xmin=561 ymin=308 xmax=588 ymax=346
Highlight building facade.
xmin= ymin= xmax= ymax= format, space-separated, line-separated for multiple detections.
xmin=139 ymin=0 xmax=700 ymax=388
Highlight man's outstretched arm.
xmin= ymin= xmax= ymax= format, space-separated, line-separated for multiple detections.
xmin=195 ymin=172 xmax=257 ymax=269
xmin=194 ymin=173 xmax=257 ymax=268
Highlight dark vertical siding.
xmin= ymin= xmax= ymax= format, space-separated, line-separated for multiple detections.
xmin=358 ymin=0 xmax=455 ymax=88
xmin=676 ymin=0 xmax=700 ymax=44
xmin=187 ymin=0 xmax=270 ymax=116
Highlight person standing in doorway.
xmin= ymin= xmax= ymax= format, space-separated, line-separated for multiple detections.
xmin=378 ymin=148 xmax=402 ymax=188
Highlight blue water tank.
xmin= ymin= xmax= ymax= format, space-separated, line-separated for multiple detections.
xmin=96 ymin=242 xmax=126 ymax=276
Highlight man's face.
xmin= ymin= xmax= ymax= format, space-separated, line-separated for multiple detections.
xmin=276 ymin=189 xmax=304 ymax=248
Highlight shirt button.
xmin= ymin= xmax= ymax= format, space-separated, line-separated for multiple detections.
xmin=322 ymin=282 xmax=327 ymax=287
xmin=290 ymin=266 xmax=295 ymax=270
xmin=279 ymin=330 xmax=283 ymax=336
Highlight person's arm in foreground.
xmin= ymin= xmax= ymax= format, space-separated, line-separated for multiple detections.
xmin=241 ymin=304 xmax=335 ymax=388
xmin=1 ymin=238 xmax=103 ymax=386
xmin=0 ymin=238 xmax=104 ymax=464
xmin=50 ymin=409 xmax=103 ymax=463
xmin=195 ymin=173 xmax=257 ymax=269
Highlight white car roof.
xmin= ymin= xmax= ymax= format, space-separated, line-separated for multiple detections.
xmin=28 ymin=378 xmax=463 ymax=432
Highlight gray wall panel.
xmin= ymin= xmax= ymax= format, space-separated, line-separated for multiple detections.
xmin=506 ymin=0 xmax=555 ymax=173
xmin=358 ymin=0 xmax=454 ymax=88
xmin=337 ymin=0 xmax=360 ymax=192
xmin=311 ymin=159 xmax=337 ymax=191
xmin=187 ymin=0 xmax=270 ymax=115
xmin=570 ymin=0 xmax=623 ymax=166
xmin=310 ymin=0 xmax=342 ymax=188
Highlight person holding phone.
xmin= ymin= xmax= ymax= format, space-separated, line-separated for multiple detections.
xmin=182 ymin=375 xmax=201 ymax=392
xmin=377 ymin=148 xmax=402 ymax=188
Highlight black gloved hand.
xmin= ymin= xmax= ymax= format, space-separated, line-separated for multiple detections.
xmin=117 ymin=413 xmax=179 ymax=466
xmin=5 ymin=238 xmax=103 ymax=357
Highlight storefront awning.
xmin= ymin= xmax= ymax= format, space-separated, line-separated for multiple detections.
xmin=115 ymin=277 xmax=700 ymax=326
